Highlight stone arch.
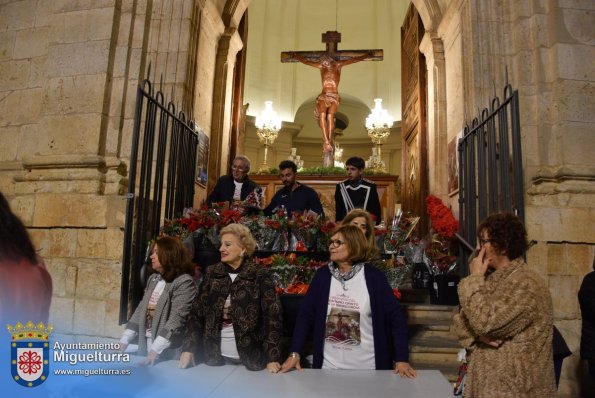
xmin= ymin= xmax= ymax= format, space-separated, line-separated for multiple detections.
xmin=224 ymin=0 xmax=443 ymax=32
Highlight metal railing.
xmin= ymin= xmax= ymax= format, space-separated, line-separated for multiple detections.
xmin=457 ymin=83 xmax=524 ymax=274
xmin=119 ymin=76 xmax=198 ymax=323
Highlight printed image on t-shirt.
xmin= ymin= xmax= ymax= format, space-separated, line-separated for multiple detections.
xmin=324 ymin=308 xmax=361 ymax=346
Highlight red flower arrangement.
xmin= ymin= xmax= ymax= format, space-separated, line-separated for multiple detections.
xmin=426 ymin=195 xmax=459 ymax=239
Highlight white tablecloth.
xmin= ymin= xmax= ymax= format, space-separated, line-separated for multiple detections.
xmin=3 ymin=355 xmax=453 ymax=398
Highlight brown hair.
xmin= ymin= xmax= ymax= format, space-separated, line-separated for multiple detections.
xmin=477 ymin=213 xmax=528 ymax=260
xmin=342 ymin=209 xmax=378 ymax=257
xmin=219 ymin=223 xmax=257 ymax=256
xmin=152 ymin=236 xmax=194 ymax=282
xmin=331 ymin=224 xmax=370 ymax=264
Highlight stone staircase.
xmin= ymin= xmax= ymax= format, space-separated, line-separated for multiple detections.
xmin=401 ymin=289 xmax=462 ymax=383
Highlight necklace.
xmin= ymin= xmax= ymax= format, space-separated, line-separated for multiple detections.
xmin=329 ymin=262 xmax=364 ymax=291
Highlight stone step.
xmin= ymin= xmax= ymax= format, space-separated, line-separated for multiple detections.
xmin=404 ymin=303 xmax=458 ymax=326
xmin=408 ymin=324 xmax=456 ymax=340
xmin=400 ymin=287 xmax=430 ymax=303
xmin=409 ymin=335 xmax=461 ymax=352
xmin=408 ymin=351 xmax=460 ymax=367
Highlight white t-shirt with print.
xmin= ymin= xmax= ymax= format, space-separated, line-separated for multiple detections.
xmin=322 ymin=270 xmax=375 ymax=369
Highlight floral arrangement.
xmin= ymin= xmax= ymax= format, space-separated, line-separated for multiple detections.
xmin=254 ymin=253 xmax=327 ymax=294
xmin=287 ymin=212 xmax=335 ymax=251
xmin=376 ymin=210 xmax=420 ymax=254
xmin=161 ymin=204 xmax=244 ymax=250
xmin=426 ymin=195 xmax=459 ymax=239
xmin=423 ymin=195 xmax=459 ymax=275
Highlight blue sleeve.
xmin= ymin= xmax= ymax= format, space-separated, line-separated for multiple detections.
xmin=309 ymin=188 xmax=324 ymax=216
xmin=289 ymin=269 xmax=325 ymax=354
xmin=368 ymin=184 xmax=382 ymax=224
xmin=380 ymin=277 xmax=409 ymax=362
xmin=264 ymin=191 xmax=280 ymax=216
xmin=207 ymin=178 xmax=223 ymax=206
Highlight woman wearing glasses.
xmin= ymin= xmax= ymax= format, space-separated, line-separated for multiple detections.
xmin=280 ymin=224 xmax=415 ymax=377
xmin=453 ymin=213 xmax=556 ymax=397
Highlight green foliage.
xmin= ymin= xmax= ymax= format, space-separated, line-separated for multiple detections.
xmin=254 ymin=165 xmax=390 ymax=176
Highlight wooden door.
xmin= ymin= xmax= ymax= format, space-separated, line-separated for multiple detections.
xmin=401 ymin=4 xmax=428 ymax=236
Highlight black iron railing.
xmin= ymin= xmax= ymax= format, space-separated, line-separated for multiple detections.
xmin=120 ymin=77 xmax=198 ymax=323
xmin=457 ymin=83 xmax=524 ymax=274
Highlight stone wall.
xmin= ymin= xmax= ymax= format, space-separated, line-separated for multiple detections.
xmin=428 ymin=0 xmax=595 ymax=396
xmin=0 ymin=0 xmax=593 ymax=395
xmin=0 ymin=0 xmax=233 ymax=338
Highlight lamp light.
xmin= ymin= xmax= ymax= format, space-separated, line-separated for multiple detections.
xmin=255 ymin=101 xmax=282 ymax=171
xmin=365 ymin=98 xmax=394 ymax=172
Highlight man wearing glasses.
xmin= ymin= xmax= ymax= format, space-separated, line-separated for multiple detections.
xmin=335 ymin=156 xmax=381 ymax=224
xmin=207 ymin=155 xmax=261 ymax=208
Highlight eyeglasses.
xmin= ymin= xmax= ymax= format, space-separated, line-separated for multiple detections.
xmin=232 ymin=164 xmax=247 ymax=171
xmin=478 ymin=237 xmax=494 ymax=246
xmin=329 ymin=239 xmax=345 ymax=248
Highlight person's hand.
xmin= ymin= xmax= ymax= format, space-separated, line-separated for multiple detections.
xmin=469 ymin=247 xmax=489 ymax=276
xmin=178 ymin=352 xmax=195 ymax=369
xmin=279 ymin=355 xmax=302 ymax=373
xmin=478 ymin=335 xmax=502 ymax=348
xmin=266 ymin=361 xmax=281 ymax=373
xmin=139 ymin=350 xmax=158 ymax=366
xmin=394 ymin=362 xmax=417 ymax=378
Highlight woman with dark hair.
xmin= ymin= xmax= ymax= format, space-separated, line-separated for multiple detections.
xmin=119 ymin=236 xmax=197 ymax=365
xmin=280 ymin=224 xmax=415 ymax=377
xmin=179 ymin=223 xmax=283 ymax=372
xmin=453 ymin=213 xmax=556 ymax=397
xmin=0 ymin=192 xmax=52 ymax=325
xmin=341 ymin=209 xmax=379 ymax=258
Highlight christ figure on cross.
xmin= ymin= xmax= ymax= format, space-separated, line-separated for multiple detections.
xmin=282 ymin=31 xmax=382 ymax=162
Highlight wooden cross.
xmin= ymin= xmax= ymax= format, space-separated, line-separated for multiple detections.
xmin=281 ymin=31 xmax=383 ymax=166
xmin=281 ymin=31 xmax=383 ymax=63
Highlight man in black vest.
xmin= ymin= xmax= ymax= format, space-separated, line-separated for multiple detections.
xmin=335 ymin=156 xmax=381 ymax=224
xmin=207 ymin=155 xmax=260 ymax=208
xmin=265 ymin=160 xmax=323 ymax=217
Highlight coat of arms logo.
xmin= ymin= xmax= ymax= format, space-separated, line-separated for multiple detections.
xmin=7 ymin=321 xmax=53 ymax=387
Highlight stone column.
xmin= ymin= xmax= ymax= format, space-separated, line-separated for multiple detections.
xmin=420 ymin=33 xmax=448 ymax=197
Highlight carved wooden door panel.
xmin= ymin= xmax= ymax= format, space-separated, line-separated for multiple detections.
xmin=401 ymin=4 xmax=428 ymax=235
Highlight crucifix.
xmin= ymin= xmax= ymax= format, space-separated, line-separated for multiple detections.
xmin=282 ymin=31 xmax=383 ymax=167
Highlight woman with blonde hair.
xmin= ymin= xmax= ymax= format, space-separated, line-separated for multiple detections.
xmin=341 ymin=208 xmax=379 ymax=258
xmin=180 ymin=223 xmax=283 ymax=372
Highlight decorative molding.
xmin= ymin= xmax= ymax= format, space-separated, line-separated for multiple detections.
xmin=21 ymin=155 xmax=122 ymax=170
xmin=528 ymin=165 xmax=595 ymax=195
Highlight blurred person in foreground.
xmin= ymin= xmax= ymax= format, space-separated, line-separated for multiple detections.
xmin=119 ymin=236 xmax=197 ymax=365
xmin=453 ymin=213 xmax=556 ymax=397
xmin=179 ymin=223 xmax=283 ymax=372
xmin=0 ymin=192 xmax=52 ymax=326
xmin=280 ymin=224 xmax=415 ymax=377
